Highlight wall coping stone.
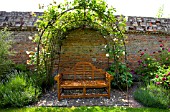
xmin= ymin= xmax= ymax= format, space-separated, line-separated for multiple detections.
xmin=0 ymin=11 xmax=170 ymax=35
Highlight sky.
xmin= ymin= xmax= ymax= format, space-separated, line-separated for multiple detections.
xmin=0 ymin=0 xmax=170 ymax=18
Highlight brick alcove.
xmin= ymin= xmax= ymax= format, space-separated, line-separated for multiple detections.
xmin=58 ymin=28 xmax=109 ymax=72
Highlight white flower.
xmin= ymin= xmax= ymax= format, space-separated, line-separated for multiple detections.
xmin=113 ymin=38 xmax=118 ymax=41
xmin=29 ymin=55 xmax=32 ymax=58
xmin=35 ymin=47 xmax=37 ymax=51
xmin=122 ymin=51 xmax=125 ymax=55
xmin=104 ymin=45 xmax=107 ymax=48
xmin=106 ymin=53 xmax=109 ymax=57
xmin=26 ymin=51 xmax=30 ymax=54
xmin=28 ymin=36 xmax=33 ymax=40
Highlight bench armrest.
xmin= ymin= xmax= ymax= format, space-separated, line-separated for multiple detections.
xmin=106 ymin=72 xmax=113 ymax=81
xmin=54 ymin=73 xmax=62 ymax=83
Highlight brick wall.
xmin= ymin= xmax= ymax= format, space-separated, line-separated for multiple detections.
xmin=59 ymin=28 xmax=108 ymax=72
xmin=1 ymin=11 xmax=170 ymax=72
xmin=9 ymin=29 xmax=170 ymax=73
xmin=126 ymin=34 xmax=170 ymax=69
xmin=10 ymin=31 xmax=36 ymax=64
xmin=59 ymin=30 xmax=170 ymax=71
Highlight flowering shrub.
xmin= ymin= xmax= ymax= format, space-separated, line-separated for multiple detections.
xmin=135 ymin=43 xmax=170 ymax=88
xmin=135 ymin=52 xmax=160 ymax=83
xmin=153 ymin=66 xmax=170 ymax=89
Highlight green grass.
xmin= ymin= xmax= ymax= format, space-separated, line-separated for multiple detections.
xmin=0 ymin=106 xmax=169 ymax=112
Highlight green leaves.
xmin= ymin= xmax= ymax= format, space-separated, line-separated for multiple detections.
xmin=107 ymin=62 xmax=133 ymax=88
xmin=0 ymin=71 xmax=40 ymax=108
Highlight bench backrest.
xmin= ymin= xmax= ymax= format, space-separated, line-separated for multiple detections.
xmin=74 ymin=62 xmax=94 ymax=80
xmin=62 ymin=62 xmax=106 ymax=80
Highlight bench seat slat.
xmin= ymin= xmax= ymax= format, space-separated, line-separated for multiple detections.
xmin=61 ymin=80 xmax=107 ymax=88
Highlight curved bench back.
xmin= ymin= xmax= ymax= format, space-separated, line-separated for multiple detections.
xmin=61 ymin=62 xmax=106 ymax=80
xmin=74 ymin=62 xmax=95 ymax=80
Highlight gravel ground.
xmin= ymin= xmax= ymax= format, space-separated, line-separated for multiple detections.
xmin=35 ymin=85 xmax=142 ymax=107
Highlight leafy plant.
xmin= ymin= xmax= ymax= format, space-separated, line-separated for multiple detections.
xmin=0 ymin=71 xmax=40 ymax=108
xmin=107 ymin=62 xmax=133 ymax=89
xmin=14 ymin=64 xmax=29 ymax=72
xmin=29 ymin=70 xmax=47 ymax=92
xmin=134 ymin=83 xmax=170 ymax=109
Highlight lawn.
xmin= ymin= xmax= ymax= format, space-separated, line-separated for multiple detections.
xmin=0 ymin=106 xmax=169 ymax=112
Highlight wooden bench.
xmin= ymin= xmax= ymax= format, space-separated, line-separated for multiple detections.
xmin=54 ymin=62 xmax=113 ymax=100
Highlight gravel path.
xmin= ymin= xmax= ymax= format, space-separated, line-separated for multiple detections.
xmin=35 ymin=85 xmax=142 ymax=107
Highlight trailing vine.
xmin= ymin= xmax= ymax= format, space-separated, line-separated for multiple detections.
xmin=30 ymin=0 xmax=127 ymax=90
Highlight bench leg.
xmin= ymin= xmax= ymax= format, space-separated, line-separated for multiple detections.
xmin=57 ymin=83 xmax=61 ymax=101
xmin=108 ymin=86 xmax=111 ymax=98
xmin=83 ymin=87 xmax=86 ymax=97
xmin=58 ymin=88 xmax=62 ymax=101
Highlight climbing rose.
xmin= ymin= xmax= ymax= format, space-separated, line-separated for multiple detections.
xmin=168 ymin=48 xmax=170 ymax=52
xmin=156 ymin=75 xmax=159 ymax=78
xmin=162 ymin=77 xmax=166 ymax=81
xmin=141 ymin=52 xmax=144 ymax=55
xmin=160 ymin=44 xmax=163 ymax=47
xmin=156 ymin=82 xmax=160 ymax=85
xmin=168 ymin=72 xmax=170 ymax=76
xmin=138 ymin=60 xmax=142 ymax=64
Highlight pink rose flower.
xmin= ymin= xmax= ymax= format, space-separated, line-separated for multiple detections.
xmin=168 ymin=48 xmax=170 ymax=52
xmin=160 ymin=44 xmax=163 ymax=47
xmin=162 ymin=77 xmax=166 ymax=81
xmin=156 ymin=82 xmax=160 ymax=85
xmin=168 ymin=72 xmax=170 ymax=76
xmin=141 ymin=52 xmax=144 ymax=55
xmin=156 ymin=75 xmax=159 ymax=78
